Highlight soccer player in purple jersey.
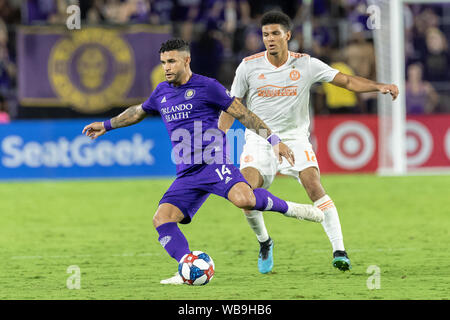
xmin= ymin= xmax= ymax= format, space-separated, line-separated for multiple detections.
xmin=82 ymin=39 xmax=324 ymax=284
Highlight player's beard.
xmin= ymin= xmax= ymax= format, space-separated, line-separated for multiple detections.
xmin=166 ymin=71 xmax=181 ymax=85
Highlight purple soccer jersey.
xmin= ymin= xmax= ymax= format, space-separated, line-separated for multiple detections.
xmin=142 ymin=73 xmax=234 ymax=176
xmin=142 ymin=73 xmax=249 ymax=223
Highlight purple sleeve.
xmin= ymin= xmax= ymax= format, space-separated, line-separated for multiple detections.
xmin=207 ymin=79 xmax=235 ymax=111
xmin=141 ymin=91 xmax=158 ymax=114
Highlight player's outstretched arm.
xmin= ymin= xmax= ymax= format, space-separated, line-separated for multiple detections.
xmin=82 ymin=104 xmax=147 ymax=140
xmin=225 ymin=98 xmax=295 ymax=166
xmin=331 ymin=72 xmax=399 ymax=100
xmin=218 ymin=111 xmax=235 ymax=133
xmin=218 ymin=98 xmax=242 ymax=133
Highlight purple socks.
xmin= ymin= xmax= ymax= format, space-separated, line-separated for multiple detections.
xmin=155 ymin=190 xmax=288 ymax=263
xmin=252 ymin=188 xmax=288 ymax=214
xmin=156 ymin=222 xmax=190 ymax=262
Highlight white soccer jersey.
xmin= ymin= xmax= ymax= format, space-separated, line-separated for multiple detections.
xmin=230 ymin=51 xmax=339 ymax=140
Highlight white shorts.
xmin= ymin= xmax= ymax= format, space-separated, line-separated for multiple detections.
xmin=239 ymin=134 xmax=319 ymax=189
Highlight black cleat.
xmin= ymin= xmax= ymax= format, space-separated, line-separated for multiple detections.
xmin=258 ymin=238 xmax=274 ymax=274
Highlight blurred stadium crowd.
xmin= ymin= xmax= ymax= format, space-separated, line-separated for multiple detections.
xmin=0 ymin=0 xmax=450 ymax=123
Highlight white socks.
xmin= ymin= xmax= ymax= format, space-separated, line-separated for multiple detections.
xmin=314 ymin=195 xmax=345 ymax=252
xmin=245 ymin=210 xmax=269 ymax=243
xmin=245 ymin=195 xmax=345 ymax=252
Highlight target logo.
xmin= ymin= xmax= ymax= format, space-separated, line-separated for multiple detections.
xmin=405 ymin=120 xmax=433 ymax=167
xmin=328 ymin=121 xmax=375 ymax=170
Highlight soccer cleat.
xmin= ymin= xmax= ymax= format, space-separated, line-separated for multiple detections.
xmin=160 ymin=272 xmax=184 ymax=285
xmin=258 ymin=238 xmax=274 ymax=274
xmin=332 ymin=250 xmax=352 ymax=271
xmin=285 ymin=201 xmax=324 ymax=222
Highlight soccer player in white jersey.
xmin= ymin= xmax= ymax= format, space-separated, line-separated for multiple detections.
xmin=219 ymin=11 xmax=399 ymax=273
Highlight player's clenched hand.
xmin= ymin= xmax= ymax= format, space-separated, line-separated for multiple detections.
xmin=82 ymin=122 xmax=106 ymax=140
xmin=273 ymin=142 xmax=295 ymax=166
xmin=378 ymin=83 xmax=399 ymax=100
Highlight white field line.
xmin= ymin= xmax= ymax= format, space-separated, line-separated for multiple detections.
xmin=9 ymin=247 xmax=418 ymax=261
xmin=9 ymin=252 xmax=158 ymax=260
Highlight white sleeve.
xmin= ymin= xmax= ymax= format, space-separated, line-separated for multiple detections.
xmin=230 ymin=60 xmax=248 ymax=99
xmin=309 ymin=57 xmax=339 ymax=84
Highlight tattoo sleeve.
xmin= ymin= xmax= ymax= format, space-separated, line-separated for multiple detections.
xmin=225 ymin=98 xmax=272 ymax=138
xmin=110 ymin=104 xmax=147 ymax=129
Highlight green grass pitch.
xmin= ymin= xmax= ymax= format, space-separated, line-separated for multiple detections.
xmin=0 ymin=174 xmax=449 ymax=300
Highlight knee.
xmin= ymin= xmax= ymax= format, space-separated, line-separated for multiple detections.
xmin=233 ymin=190 xmax=256 ymax=210
xmin=152 ymin=212 xmax=165 ymax=228
xmin=152 ymin=205 xmax=184 ymax=228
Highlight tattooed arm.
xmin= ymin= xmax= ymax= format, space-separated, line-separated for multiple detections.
xmin=218 ymin=98 xmax=241 ymax=133
xmin=225 ymin=98 xmax=295 ymax=166
xmin=110 ymin=104 xmax=147 ymax=128
xmin=225 ymin=98 xmax=273 ymax=137
xmin=82 ymin=104 xmax=147 ymax=140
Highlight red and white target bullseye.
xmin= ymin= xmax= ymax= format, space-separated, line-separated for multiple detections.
xmin=328 ymin=121 xmax=375 ymax=170
xmin=339 ymin=133 xmax=364 ymax=158
xmin=405 ymin=121 xmax=432 ymax=167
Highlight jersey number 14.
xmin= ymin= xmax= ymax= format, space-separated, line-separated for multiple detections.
xmin=215 ymin=165 xmax=232 ymax=180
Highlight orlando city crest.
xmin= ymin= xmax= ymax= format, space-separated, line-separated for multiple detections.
xmin=184 ymin=89 xmax=195 ymax=100
xmin=48 ymin=28 xmax=135 ymax=113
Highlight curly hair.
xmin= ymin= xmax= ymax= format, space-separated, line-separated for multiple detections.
xmin=261 ymin=11 xmax=293 ymax=32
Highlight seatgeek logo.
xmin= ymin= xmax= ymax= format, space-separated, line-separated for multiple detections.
xmin=1 ymin=134 xmax=154 ymax=168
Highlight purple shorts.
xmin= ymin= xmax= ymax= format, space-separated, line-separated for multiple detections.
xmin=159 ymin=163 xmax=249 ymax=224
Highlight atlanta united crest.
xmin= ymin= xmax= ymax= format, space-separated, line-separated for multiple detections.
xmin=290 ymin=69 xmax=301 ymax=81
xmin=48 ymin=28 xmax=135 ymax=113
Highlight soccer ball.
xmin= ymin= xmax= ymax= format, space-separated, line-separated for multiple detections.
xmin=178 ymin=251 xmax=215 ymax=285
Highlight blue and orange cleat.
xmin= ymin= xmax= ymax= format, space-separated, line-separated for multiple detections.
xmin=332 ymin=250 xmax=352 ymax=271
xmin=258 ymin=238 xmax=274 ymax=274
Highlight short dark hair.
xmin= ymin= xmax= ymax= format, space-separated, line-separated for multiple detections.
xmin=261 ymin=11 xmax=293 ymax=32
xmin=159 ymin=38 xmax=190 ymax=54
